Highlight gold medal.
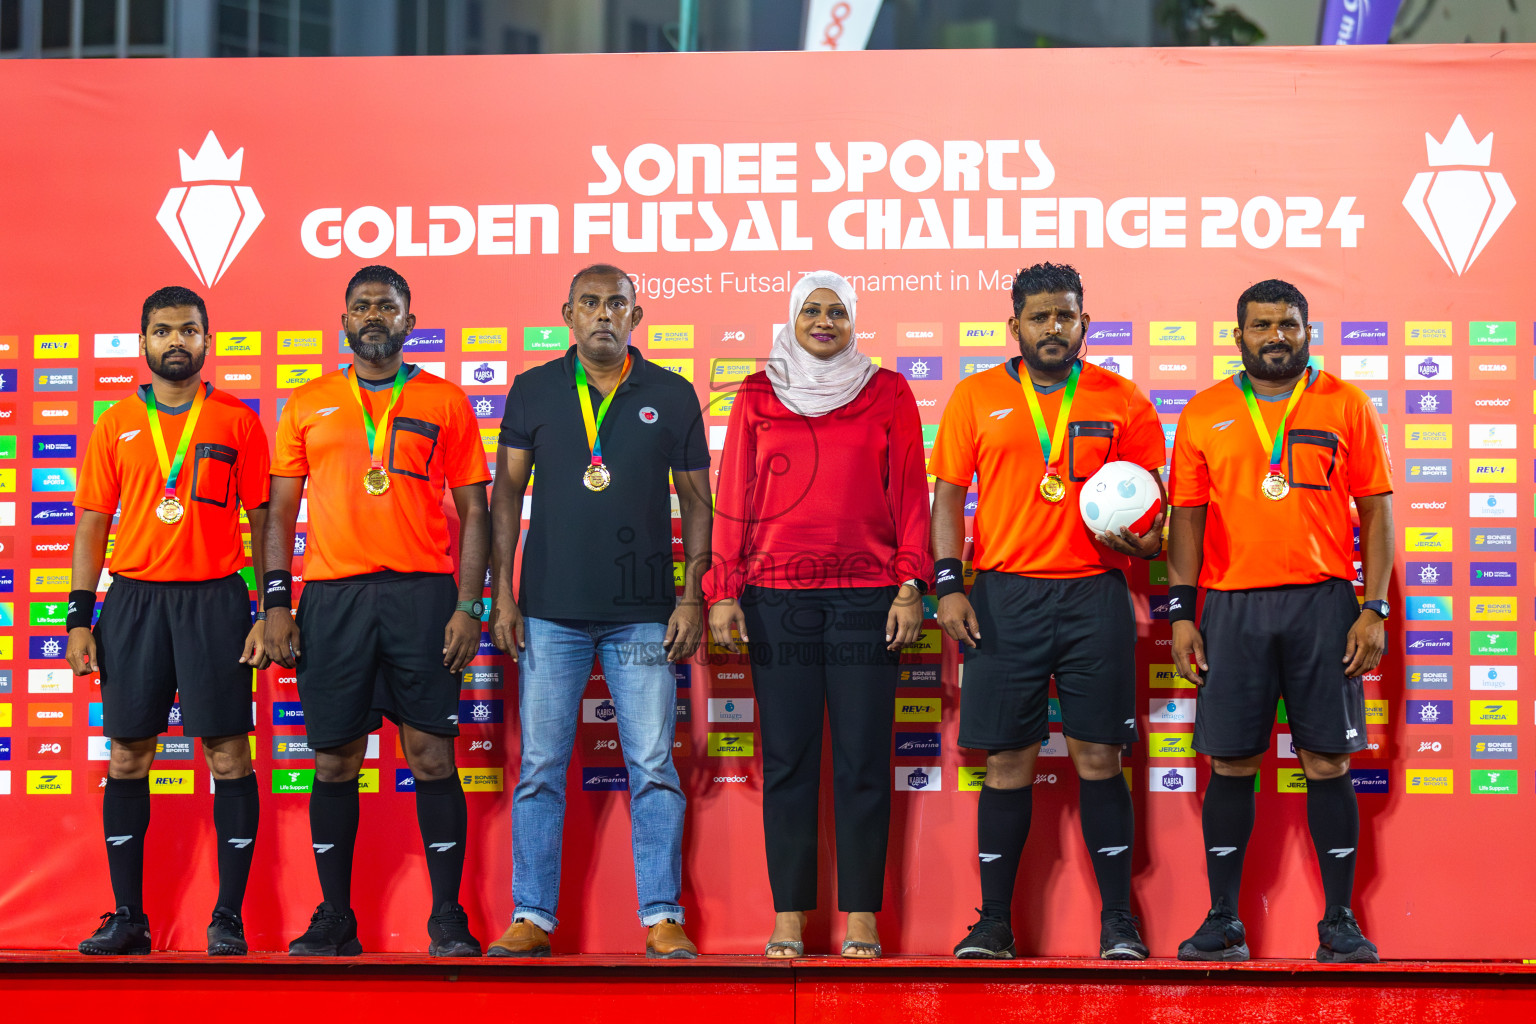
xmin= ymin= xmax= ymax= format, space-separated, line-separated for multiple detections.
xmin=145 ymin=385 xmax=205 ymax=530
xmin=1039 ymin=473 xmax=1066 ymax=503
xmin=363 ymin=466 xmax=391 ymax=495
xmin=1261 ymin=472 xmax=1289 ymax=501
xmin=155 ymin=495 xmax=184 ymax=525
xmin=583 ymin=463 xmax=612 ymax=492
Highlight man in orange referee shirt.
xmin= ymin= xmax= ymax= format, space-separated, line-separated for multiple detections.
xmin=263 ymin=265 xmax=490 ymax=957
xmin=931 ymin=263 xmax=1166 ymax=960
xmin=1168 ymin=279 xmax=1391 ymax=963
xmin=68 ymin=286 xmax=271 ymax=956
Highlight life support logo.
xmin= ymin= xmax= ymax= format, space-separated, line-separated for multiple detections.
xmin=639 ymin=406 xmax=659 ymax=424
xmin=157 ymin=132 xmax=264 ymax=286
xmin=1402 ymin=116 xmax=1515 ymax=276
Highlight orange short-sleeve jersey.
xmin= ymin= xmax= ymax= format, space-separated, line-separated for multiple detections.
xmin=929 ymin=359 xmax=1166 ymax=579
xmin=1168 ymin=369 xmax=1392 ymax=591
xmin=75 ymin=384 xmax=269 ymax=582
xmin=272 ymin=366 xmax=490 ymax=581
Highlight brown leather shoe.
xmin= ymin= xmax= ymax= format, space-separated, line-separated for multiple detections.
xmin=487 ymin=919 xmax=551 ymax=958
xmin=646 ymin=919 xmax=698 ymax=959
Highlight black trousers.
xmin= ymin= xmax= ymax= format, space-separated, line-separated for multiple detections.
xmin=741 ymin=584 xmax=900 ymax=913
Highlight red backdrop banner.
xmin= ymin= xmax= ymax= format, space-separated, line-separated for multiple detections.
xmin=0 ymin=45 xmax=1532 ymax=958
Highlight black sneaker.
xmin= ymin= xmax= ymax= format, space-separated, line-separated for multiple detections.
xmin=953 ymin=911 xmax=1016 ymax=959
xmin=289 ymin=902 xmax=362 ymax=956
xmin=207 ymin=907 xmax=248 ymax=956
xmin=1177 ymin=898 xmax=1249 ymax=961
xmin=1099 ymin=910 xmax=1148 ymax=960
xmin=79 ymin=907 xmax=150 ymax=955
xmin=1316 ymin=905 xmax=1379 ymax=963
xmin=427 ymin=901 xmax=482 ymax=957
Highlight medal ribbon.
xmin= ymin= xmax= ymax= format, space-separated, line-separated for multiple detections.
xmin=574 ymin=353 xmax=632 ymax=469
xmin=1019 ymin=360 xmax=1080 ymax=478
xmin=1240 ymin=372 xmax=1308 ymax=476
xmin=145 ymin=383 xmax=208 ymax=502
xmin=344 ymin=365 xmax=408 ymax=470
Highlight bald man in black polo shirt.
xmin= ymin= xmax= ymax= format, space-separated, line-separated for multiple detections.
xmin=488 ymin=264 xmax=711 ymax=959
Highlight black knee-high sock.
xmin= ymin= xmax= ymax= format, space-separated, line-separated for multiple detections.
xmin=977 ymin=784 xmax=1032 ymax=924
xmin=1201 ymin=772 xmax=1256 ymax=910
xmin=213 ymin=773 xmax=259 ymax=913
xmin=413 ymin=774 xmax=467 ymax=909
xmin=1079 ymin=774 xmax=1134 ymax=913
xmin=309 ymin=778 xmax=360 ymax=910
xmin=1305 ymin=773 xmax=1359 ymax=909
xmin=103 ymin=775 xmax=151 ymax=914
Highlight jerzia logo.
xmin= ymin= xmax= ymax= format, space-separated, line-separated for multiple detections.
xmin=1402 ymin=116 xmax=1515 ymax=276
xmin=156 ymin=131 xmax=265 ymax=286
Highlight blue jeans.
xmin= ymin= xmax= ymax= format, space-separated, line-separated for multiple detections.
xmin=511 ymin=617 xmax=685 ymax=931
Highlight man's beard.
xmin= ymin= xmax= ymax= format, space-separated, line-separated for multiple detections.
xmin=1020 ymin=334 xmax=1082 ymax=374
xmin=1242 ymin=340 xmax=1310 ymax=381
xmin=147 ymin=347 xmax=205 ymax=382
xmin=347 ymin=324 xmax=408 ymax=363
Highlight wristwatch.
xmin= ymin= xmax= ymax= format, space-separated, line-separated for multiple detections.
xmin=901 ymin=578 xmax=927 ymax=594
xmin=456 ymin=599 xmax=486 ymax=618
xmin=1362 ymin=600 xmax=1390 ymax=620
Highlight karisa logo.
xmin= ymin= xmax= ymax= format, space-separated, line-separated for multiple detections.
xmin=1402 ymin=115 xmax=1515 ymax=276
xmin=156 ymin=131 xmax=265 ymax=287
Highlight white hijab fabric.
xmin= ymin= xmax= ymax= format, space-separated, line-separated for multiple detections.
xmin=765 ymin=271 xmax=876 ymax=417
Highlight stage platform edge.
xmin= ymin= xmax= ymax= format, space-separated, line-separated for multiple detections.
xmin=3 ymin=952 xmax=1534 ymax=1022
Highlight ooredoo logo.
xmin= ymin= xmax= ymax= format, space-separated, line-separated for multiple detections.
xmin=1402 ymin=116 xmax=1515 ymax=276
xmin=156 ymin=131 xmax=265 ymax=287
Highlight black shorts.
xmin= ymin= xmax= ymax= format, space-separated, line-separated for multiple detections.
xmin=295 ymin=571 xmax=461 ymax=750
xmin=96 ymin=573 xmax=255 ymax=740
xmin=1193 ymin=578 xmax=1367 ymax=759
xmin=958 ymin=569 xmax=1137 ymax=750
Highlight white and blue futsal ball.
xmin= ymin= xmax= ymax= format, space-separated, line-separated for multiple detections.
xmin=1079 ymin=461 xmax=1162 ymax=537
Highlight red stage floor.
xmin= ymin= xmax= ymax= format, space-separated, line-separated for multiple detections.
xmin=2 ymin=952 xmax=1533 ymax=1022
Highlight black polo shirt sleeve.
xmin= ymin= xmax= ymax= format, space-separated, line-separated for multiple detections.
xmin=668 ymin=385 xmax=710 ymax=473
xmin=498 ymin=375 xmax=532 ymax=450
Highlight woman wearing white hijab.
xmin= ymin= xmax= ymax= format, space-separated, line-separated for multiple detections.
xmin=705 ymin=271 xmax=931 ymax=958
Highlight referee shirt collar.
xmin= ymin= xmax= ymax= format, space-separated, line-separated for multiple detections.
xmin=1005 ymin=356 xmax=1080 ymax=394
xmin=352 ymin=363 xmax=423 ymax=391
xmin=1232 ymin=365 xmax=1319 ymax=401
xmin=135 ymin=381 xmax=211 ymax=415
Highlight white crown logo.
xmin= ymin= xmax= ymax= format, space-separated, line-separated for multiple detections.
xmin=1403 ymin=115 xmax=1515 ymax=276
xmin=178 ymin=132 xmax=245 ymax=181
xmin=156 ymin=131 xmax=264 ymax=286
xmin=1425 ymin=115 xmax=1492 ymax=167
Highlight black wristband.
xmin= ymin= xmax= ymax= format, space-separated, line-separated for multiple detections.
xmin=262 ymin=570 xmax=294 ymax=610
xmin=66 ymin=590 xmax=96 ymax=632
xmin=1168 ymin=585 xmax=1198 ymax=624
xmin=934 ymin=558 xmax=965 ymax=599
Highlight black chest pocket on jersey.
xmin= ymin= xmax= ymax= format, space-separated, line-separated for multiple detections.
xmin=1286 ymin=429 xmax=1339 ymax=491
xmin=388 ymin=417 xmax=441 ymax=481
xmin=191 ymin=443 xmax=237 ymax=507
xmin=1068 ymin=421 xmax=1115 ymax=481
